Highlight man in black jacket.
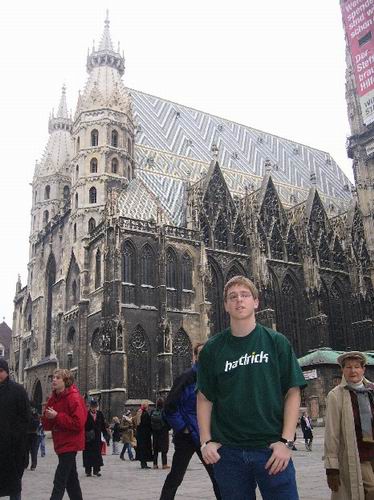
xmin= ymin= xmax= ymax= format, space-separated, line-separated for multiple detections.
xmin=0 ymin=359 xmax=30 ymax=500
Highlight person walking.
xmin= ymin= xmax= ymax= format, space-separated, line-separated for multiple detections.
xmin=324 ymin=351 xmax=374 ymax=499
xmin=300 ymin=412 xmax=313 ymax=451
xmin=83 ymin=399 xmax=108 ymax=477
xmin=37 ymin=416 xmax=46 ymax=457
xmin=151 ymin=397 xmax=170 ymax=469
xmin=110 ymin=416 xmax=121 ymax=455
xmin=25 ymin=405 xmax=39 ymax=470
xmin=135 ymin=401 xmax=153 ymax=469
xmin=119 ymin=410 xmax=135 ymax=461
xmin=0 ymin=359 xmax=30 ymax=500
xmin=42 ymin=368 xmax=87 ymax=500
xmin=197 ymin=275 xmax=306 ymax=500
xmin=159 ymin=343 xmax=221 ymax=500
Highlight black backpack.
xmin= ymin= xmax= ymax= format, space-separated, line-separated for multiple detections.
xmin=151 ymin=409 xmax=165 ymax=431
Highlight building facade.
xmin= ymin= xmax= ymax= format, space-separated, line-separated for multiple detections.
xmin=11 ymin=15 xmax=374 ymax=418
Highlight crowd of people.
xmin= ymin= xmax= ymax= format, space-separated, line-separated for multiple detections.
xmin=1 ymin=275 xmax=374 ymax=500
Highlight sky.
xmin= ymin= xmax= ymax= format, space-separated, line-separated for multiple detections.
xmin=0 ymin=0 xmax=352 ymax=324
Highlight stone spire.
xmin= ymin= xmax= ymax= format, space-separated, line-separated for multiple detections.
xmin=98 ymin=11 xmax=114 ymax=51
xmin=48 ymin=85 xmax=72 ymax=134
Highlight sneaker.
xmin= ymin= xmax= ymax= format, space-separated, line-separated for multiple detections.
xmin=141 ymin=465 xmax=151 ymax=469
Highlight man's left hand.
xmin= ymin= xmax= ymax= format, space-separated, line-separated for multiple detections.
xmin=45 ymin=407 xmax=57 ymax=419
xmin=265 ymin=442 xmax=292 ymax=475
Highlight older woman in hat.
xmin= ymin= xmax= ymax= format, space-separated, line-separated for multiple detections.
xmin=324 ymin=351 xmax=374 ymax=500
xmin=83 ymin=399 xmax=108 ymax=477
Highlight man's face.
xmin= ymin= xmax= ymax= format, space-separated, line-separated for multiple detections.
xmin=342 ymin=359 xmax=365 ymax=384
xmin=224 ymin=285 xmax=259 ymax=321
xmin=0 ymin=368 xmax=8 ymax=383
xmin=52 ymin=374 xmax=65 ymax=392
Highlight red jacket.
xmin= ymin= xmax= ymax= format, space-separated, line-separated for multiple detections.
xmin=42 ymin=384 xmax=87 ymax=454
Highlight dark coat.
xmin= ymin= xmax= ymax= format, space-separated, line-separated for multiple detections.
xmin=83 ymin=410 xmax=107 ymax=468
xmin=164 ymin=364 xmax=200 ymax=446
xmin=135 ymin=409 xmax=153 ymax=462
xmin=300 ymin=415 xmax=313 ymax=440
xmin=152 ymin=426 xmax=169 ymax=454
xmin=0 ymin=377 xmax=30 ymax=496
xmin=111 ymin=422 xmax=121 ymax=442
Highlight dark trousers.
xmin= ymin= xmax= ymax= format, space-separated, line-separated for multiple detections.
xmin=159 ymin=433 xmax=221 ymax=500
xmin=9 ymin=493 xmax=22 ymax=500
xmin=154 ymin=450 xmax=168 ymax=466
xmin=85 ymin=465 xmax=100 ymax=475
xmin=50 ymin=452 xmax=83 ymax=500
xmin=25 ymin=433 xmax=39 ymax=469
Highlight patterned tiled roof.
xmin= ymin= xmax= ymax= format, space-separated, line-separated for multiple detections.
xmin=129 ymin=88 xmax=353 ymax=226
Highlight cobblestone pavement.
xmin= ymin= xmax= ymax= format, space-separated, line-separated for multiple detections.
xmin=21 ymin=427 xmax=330 ymax=499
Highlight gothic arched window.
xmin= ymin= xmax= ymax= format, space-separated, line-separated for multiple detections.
xmin=75 ymin=165 xmax=79 ymax=180
xmin=128 ymin=138 xmax=132 ymax=157
xmin=95 ymin=249 xmax=101 ymax=288
xmin=214 ymin=215 xmax=228 ymax=250
xmin=286 ymin=226 xmax=300 ymax=263
xmin=233 ymin=221 xmax=247 ymax=253
xmin=122 ymin=241 xmax=135 ymax=283
xmin=318 ymin=235 xmax=331 ymax=268
xmin=269 ymin=225 xmax=284 ymax=260
xmin=43 ymin=210 xmax=49 ymax=225
xmin=111 ymin=158 xmax=118 ymax=174
xmin=88 ymin=218 xmax=96 ymax=233
xmin=44 ymin=185 xmax=50 ymax=200
xmin=166 ymin=248 xmax=177 ymax=288
xmin=73 ymin=223 xmax=77 ymax=242
xmin=111 ymin=130 xmax=118 ymax=147
xmin=182 ymin=253 xmax=193 ymax=290
xmin=172 ymin=328 xmax=192 ymax=380
xmin=91 ymin=129 xmax=99 ymax=147
xmin=127 ymin=325 xmax=151 ymax=399
xmin=75 ymin=193 xmax=78 ymax=209
xmin=72 ymin=280 xmax=77 ymax=304
xmin=89 ymin=187 xmax=97 ymax=204
xmin=141 ymin=245 xmax=155 ymax=285
xmin=63 ymin=185 xmax=70 ymax=203
xmin=90 ymin=158 xmax=98 ymax=173
xmin=277 ymin=275 xmax=302 ymax=355
xmin=207 ymin=259 xmax=224 ymax=334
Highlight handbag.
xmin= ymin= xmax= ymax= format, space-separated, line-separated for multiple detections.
xmin=85 ymin=429 xmax=95 ymax=442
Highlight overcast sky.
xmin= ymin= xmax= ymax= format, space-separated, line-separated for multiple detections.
xmin=0 ymin=1 xmax=352 ymax=324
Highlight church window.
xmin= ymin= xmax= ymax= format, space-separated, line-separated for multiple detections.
xmin=73 ymin=223 xmax=77 ymax=242
xmin=166 ymin=248 xmax=177 ymax=288
xmin=91 ymin=129 xmax=99 ymax=147
xmin=76 ymin=137 xmax=80 ymax=153
xmin=95 ymin=249 xmax=101 ymax=288
xmin=128 ymin=138 xmax=132 ymax=157
xmin=214 ymin=215 xmax=228 ymax=250
xmin=44 ymin=185 xmax=50 ymax=200
xmin=27 ymin=314 xmax=32 ymax=331
xmin=122 ymin=241 xmax=135 ymax=283
xmin=172 ymin=328 xmax=192 ymax=380
xmin=269 ymin=225 xmax=284 ymax=260
xmin=34 ymin=191 xmax=37 ymax=203
xmin=182 ymin=253 xmax=193 ymax=290
xmin=88 ymin=218 xmax=96 ymax=233
xmin=111 ymin=130 xmax=118 ymax=147
xmin=67 ymin=327 xmax=75 ymax=344
xmin=141 ymin=245 xmax=155 ymax=285
xmin=90 ymin=158 xmax=98 ymax=173
xmin=63 ymin=185 xmax=70 ymax=202
xmin=43 ymin=210 xmax=49 ymax=225
xmin=233 ymin=221 xmax=247 ymax=253
xmin=127 ymin=325 xmax=151 ymax=399
xmin=111 ymin=158 xmax=118 ymax=174
xmin=127 ymin=165 xmax=131 ymax=180
xmin=75 ymin=165 xmax=79 ymax=180
xmin=75 ymin=193 xmax=78 ymax=209
xmin=72 ymin=280 xmax=77 ymax=304
xmin=89 ymin=187 xmax=97 ymax=204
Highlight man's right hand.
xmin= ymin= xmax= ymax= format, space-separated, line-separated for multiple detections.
xmin=327 ymin=472 xmax=340 ymax=492
xmin=201 ymin=441 xmax=222 ymax=464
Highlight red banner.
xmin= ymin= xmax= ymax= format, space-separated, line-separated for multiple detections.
xmin=341 ymin=0 xmax=374 ymax=124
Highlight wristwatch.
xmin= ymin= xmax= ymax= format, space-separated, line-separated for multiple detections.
xmin=279 ymin=437 xmax=295 ymax=450
xmin=200 ymin=439 xmax=213 ymax=450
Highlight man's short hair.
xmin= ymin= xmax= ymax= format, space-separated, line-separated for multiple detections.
xmin=224 ymin=275 xmax=259 ymax=301
xmin=337 ymin=351 xmax=367 ymax=368
xmin=193 ymin=342 xmax=205 ymax=357
xmin=53 ymin=368 xmax=75 ymax=388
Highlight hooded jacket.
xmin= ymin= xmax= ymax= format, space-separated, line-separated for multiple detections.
xmin=42 ymin=384 xmax=87 ymax=454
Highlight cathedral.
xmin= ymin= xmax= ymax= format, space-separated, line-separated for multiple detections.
xmin=11 ymin=14 xmax=374 ymax=418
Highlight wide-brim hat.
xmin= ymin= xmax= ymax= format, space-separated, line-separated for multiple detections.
xmin=337 ymin=351 xmax=367 ymax=367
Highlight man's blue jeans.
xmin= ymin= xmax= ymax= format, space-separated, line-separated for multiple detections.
xmin=213 ymin=446 xmax=299 ymax=500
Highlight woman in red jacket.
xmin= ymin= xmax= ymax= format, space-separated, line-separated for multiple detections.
xmin=43 ymin=369 xmax=87 ymax=500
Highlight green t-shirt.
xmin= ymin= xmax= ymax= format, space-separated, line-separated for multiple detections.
xmin=197 ymin=323 xmax=306 ymax=449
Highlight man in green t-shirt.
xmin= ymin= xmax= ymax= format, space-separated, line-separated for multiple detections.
xmin=197 ymin=275 xmax=306 ymax=500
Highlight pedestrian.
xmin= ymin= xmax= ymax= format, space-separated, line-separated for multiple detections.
xmin=42 ymin=368 xmax=87 ymax=500
xmin=25 ymin=404 xmax=39 ymax=470
xmin=300 ymin=412 xmax=313 ymax=451
xmin=135 ymin=401 xmax=153 ymax=469
xmin=159 ymin=343 xmax=221 ymax=500
xmin=83 ymin=399 xmax=108 ymax=477
xmin=119 ymin=410 xmax=136 ymax=461
xmin=0 ymin=358 xmax=30 ymax=500
xmin=197 ymin=275 xmax=306 ymax=500
xmin=110 ymin=416 xmax=121 ymax=455
xmin=37 ymin=416 xmax=46 ymax=457
xmin=151 ymin=397 xmax=170 ymax=469
xmin=324 ymin=351 xmax=374 ymax=499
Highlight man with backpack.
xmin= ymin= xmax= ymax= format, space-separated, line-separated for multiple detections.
xmin=151 ymin=397 xmax=170 ymax=469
